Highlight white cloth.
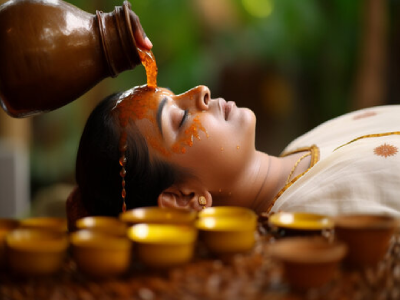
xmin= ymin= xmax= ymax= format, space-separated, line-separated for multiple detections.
xmin=270 ymin=105 xmax=400 ymax=217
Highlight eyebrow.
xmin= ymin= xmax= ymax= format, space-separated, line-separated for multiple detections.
xmin=157 ymin=97 xmax=167 ymax=137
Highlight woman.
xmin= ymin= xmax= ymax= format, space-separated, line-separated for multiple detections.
xmin=67 ymin=84 xmax=400 ymax=228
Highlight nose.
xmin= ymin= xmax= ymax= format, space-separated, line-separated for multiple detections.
xmin=176 ymin=85 xmax=210 ymax=111
xmin=197 ymin=85 xmax=210 ymax=110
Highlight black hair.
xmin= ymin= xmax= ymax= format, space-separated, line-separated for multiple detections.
xmin=76 ymin=92 xmax=187 ymax=216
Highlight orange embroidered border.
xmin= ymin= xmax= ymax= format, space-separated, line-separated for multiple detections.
xmin=265 ymin=145 xmax=320 ymax=213
xmin=333 ymin=131 xmax=400 ymax=152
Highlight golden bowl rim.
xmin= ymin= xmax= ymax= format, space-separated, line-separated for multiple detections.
xmin=20 ymin=217 xmax=68 ymax=231
xmin=198 ymin=206 xmax=257 ymax=218
xmin=127 ymin=223 xmax=197 ymax=245
xmin=70 ymin=229 xmax=131 ymax=249
xmin=269 ymin=212 xmax=334 ymax=231
xmin=76 ymin=216 xmax=127 ymax=230
xmin=6 ymin=228 xmax=69 ymax=252
xmin=119 ymin=206 xmax=197 ymax=224
xmin=195 ymin=216 xmax=257 ymax=232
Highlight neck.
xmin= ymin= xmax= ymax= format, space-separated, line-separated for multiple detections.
xmin=251 ymin=152 xmax=287 ymax=214
xmin=212 ymin=150 xmax=311 ymax=214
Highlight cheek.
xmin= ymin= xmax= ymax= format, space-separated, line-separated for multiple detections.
xmin=170 ymin=114 xmax=208 ymax=154
xmin=207 ymin=109 xmax=255 ymax=152
xmin=180 ymin=140 xmax=246 ymax=186
xmin=169 ymin=109 xmax=255 ymax=172
xmin=181 ymin=117 xmax=254 ymax=175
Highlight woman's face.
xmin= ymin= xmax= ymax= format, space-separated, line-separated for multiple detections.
xmin=115 ymin=85 xmax=256 ymax=193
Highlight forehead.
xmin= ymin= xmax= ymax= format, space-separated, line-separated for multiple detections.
xmin=113 ymin=86 xmax=173 ymax=156
xmin=114 ymin=86 xmax=173 ymax=122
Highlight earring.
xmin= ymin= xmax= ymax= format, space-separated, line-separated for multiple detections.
xmin=198 ymin=196 xmax=207 ymax=209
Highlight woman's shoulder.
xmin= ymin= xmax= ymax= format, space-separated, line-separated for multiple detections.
xmin=271 ymin=132 xmax=400 ymax=217
xmin=283 ymin=105 xmax=400 ymax=154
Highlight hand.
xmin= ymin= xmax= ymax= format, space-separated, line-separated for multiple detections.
xmin=129 ymin=10 xmax=153 ymax=50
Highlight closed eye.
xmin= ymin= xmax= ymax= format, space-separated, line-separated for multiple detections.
xmin=179 ymin=110 xmax=189 ymax=128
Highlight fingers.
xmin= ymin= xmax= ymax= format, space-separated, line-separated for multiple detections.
xmin=129 ymin=10 xmax=153 ymax=50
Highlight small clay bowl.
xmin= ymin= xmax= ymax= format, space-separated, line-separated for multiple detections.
xmin=6 ymin=228 xmax=69 ymax=276
xmin=195 ymin=213 xmax=257 ymax=255
xmin=268 ymin=212 xmax=334 ymax=238
xmin=198 ymin=206 xmax=257 ymax=219
xmin=120 ymin=207 xmax=197 ymax=226
xmin=270 ymin=237 xmax=347 ymax=290
xmin=0 ymin=219 xmax=20 ymax=269
xmin=333 ymin=214 xmax=399 ymax=267
xmin=75 ymin=216 xmax=127 ymax=237
xmin=70 ymin=230 xmax=132 ymax=278
xmin=20 ymin=217 xmax=68 ymax=233
xmin=127 ymin=224 xmax=197 ymax=268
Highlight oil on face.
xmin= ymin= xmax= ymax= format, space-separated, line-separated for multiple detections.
xmin=114 ymin=84 xmax=256 ymax=192
xmin=113 ymin=85 xmax=210 ymax=157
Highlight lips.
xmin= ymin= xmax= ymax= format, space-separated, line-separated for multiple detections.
xmin=224 ymin=103 xmax=230 ymax=120
xmin=218 ymin=99 xmax=235 ymax=121
xmin=224 ymin=101 xmax=235 ymax=120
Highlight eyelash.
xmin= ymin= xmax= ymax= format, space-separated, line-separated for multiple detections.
xmin=179 ymin=110 xmax=189 ymax=128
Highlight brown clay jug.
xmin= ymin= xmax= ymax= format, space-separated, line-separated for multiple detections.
xmin=0 ymin=0 xmax=142 ymax=118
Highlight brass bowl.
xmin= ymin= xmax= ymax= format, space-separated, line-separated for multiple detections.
xmin=75 ymin=216 xmax=127 ymax=237
xmin=195 ymin=213 xmax=257 ymax=255
xmin=198 ymin=206 xmax=257 ymax=219
xmin=20 ymin=217 xmax=68 ymax=232
xmin=70 ymin=230 xmax=133 ymax=278
xmin=127 ymin=224 xmax=197 ymax=268
xmin=0 ymin=219 xmax=20 ymax=269
xmin=120 ymin=206 xmax=197 ymax=225
xmin=333 ymin=214 xmax=399 ymax=267
xmin=268 ymin=212 xmax=334 ymax=238
xmin=6 ymin=228 xmax=69 ymax=276
xmin=270 ymin=237 xmax=347 ymax=290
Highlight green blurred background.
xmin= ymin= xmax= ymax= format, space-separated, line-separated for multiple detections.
xmin=0 ymin=0 xmax=399 ymax=217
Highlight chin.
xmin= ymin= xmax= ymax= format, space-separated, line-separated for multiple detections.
xmin=240 ymin=109 xmax=257 ymax=146
xmin=242 ymin=108 xmax=256 ymax=129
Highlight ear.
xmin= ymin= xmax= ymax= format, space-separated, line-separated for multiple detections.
xmin=158 ymin=185 xmax=212 ymax=211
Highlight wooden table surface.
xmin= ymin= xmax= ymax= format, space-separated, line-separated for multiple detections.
xmin=1 ymin=224 xmax=400 ymax=300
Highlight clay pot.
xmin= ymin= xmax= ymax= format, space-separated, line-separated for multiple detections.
xmin=0 ymin=0 xmax=141 ymax=117
xmin=333 ymin=214 xmax=399 ymax=267
xmin=270 ymin=237 xmax=347 ymax=290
